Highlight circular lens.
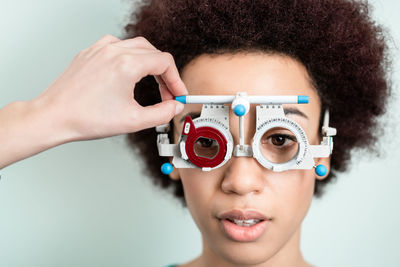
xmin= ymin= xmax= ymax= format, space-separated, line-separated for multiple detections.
xmin=260 ymin=127 xmax=299 ymax=164
xmin=193 ymin=136 xmax=220 ymax=159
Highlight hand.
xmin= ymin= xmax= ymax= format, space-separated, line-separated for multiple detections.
xmin=33 ymin=34 xmax=187 ymax=142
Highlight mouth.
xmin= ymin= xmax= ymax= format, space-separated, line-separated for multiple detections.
xmin=217 ymin=209 xmax=272 ymax=242
xmin=217 ymin=209 xmax=271 ymax=222
xmin=225 ymin=218 xmax=262 ymax=227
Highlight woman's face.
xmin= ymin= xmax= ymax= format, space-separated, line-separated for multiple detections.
xmin=171 ymin=53 xmax=330 ymax=265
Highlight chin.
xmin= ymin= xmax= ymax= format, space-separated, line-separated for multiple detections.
xmin=210 ymin=237 xmax=280 ymax=265
xmin=219 ymin=249 xmax=275 ymax=266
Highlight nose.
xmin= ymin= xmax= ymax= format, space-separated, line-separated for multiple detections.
xmin=221 ymin=156 xmax=265 ymax=196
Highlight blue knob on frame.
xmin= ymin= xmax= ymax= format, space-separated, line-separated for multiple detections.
xmin=315 ymin=164 xmax=327 ymax=176
xmin=233 ymin=104 xmax=246 ymax=117
xmin=161 ymin=163 xmax=173 ymax=175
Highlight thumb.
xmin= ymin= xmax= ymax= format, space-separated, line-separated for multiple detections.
xmin=136 ymin=100 xmax=184 ymax=130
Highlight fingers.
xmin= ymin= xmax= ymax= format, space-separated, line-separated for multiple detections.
xmin=87 ymin=36 xmax=188 ymax=109
xmin=136 ymin=100 xmax=184 ymax=130
xmin=113 ymin=36 xmax=188 ymax=98
xmin=132 ymin=52 xmax=188 ymax=98
xmin=155 ymin=75 xmax=175 ymax=101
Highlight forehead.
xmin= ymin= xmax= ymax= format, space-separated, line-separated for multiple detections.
xmin=176 ymin=52 xmax=321 ymax=122
xmin=180 ymin=52 xmax=317 ymax=96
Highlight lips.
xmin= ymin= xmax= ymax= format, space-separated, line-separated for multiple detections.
xmin=216 ymin=210 xmax=272 ymax=242
xmin=217 ymin=209 xmax=271 ymax=221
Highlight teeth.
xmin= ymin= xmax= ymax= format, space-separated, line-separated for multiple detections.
xmin=232 ymin=219 xmax=261 ymax=227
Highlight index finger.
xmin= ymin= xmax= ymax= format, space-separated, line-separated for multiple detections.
xmin=135 ymin=52 xmax=188 ymax=97
xmin=114 ymin=38 xmax=188 ymax=97
xmin=159 ymin=53 xmax=188 ymax=97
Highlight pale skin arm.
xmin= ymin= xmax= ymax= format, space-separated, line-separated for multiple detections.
xmin=0 ymin=34 xmax=187 ymax=170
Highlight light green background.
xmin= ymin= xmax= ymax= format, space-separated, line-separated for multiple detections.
xmin=0 ymin=0 xmax=399 ymax=266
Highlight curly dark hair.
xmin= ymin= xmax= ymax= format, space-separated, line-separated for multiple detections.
xmin=123 ymin=0 xmax=390 ymax=206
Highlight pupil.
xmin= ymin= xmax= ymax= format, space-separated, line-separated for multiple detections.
xmin=199 ymin=138 xmax=213 ymax=147
xmin=272 ymin=136 xmax=285 ymax=146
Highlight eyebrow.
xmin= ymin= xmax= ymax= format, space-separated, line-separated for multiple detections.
xmin=283 ymin=107 xmax=309 ymax=120
xmin=179 ymin=107 xmax=308 ymax=122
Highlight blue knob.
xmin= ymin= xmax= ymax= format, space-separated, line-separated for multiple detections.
xmin=298 ymin=95 xmax=309 ymax=104
xmin=315 ymin=164 xmax=327 ymax=176
xmin=233 ymin=104 xmax=246 ymax=117
xmin=175 ymin=95 xmax=187 ymax=104
xmin=161 ymin=163 xmax=173 ymax=175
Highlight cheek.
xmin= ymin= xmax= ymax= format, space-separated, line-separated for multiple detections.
xmin=268 ymin=169 xmax=315 ymax=223
xmin=179 ymin=169 xmax=219 ymax=222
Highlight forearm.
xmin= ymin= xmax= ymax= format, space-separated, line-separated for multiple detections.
xmin=0 ymin=98 xmax=72 ymax=169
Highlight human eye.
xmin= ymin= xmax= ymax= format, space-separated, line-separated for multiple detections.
xmin=195 ymin=137 xmax=217 ymax=148
xmin=260 ymin=128 xmax=299 ymax=163
xmin=267 ymin=134 xmax=297 ymax=148
xmin=261 ymin=129 xmax=297 ymax=150
xmin=193 ymin=137 xmax=219 ymax=159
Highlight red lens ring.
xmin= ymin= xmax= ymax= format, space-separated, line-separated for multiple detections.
xmin=185 ymin=126 xmax=227 ymax=168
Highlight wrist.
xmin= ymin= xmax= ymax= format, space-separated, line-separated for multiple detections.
xmin=0 ymin=99 xmax=72 ymax=169
xmin=28 ymin=94 xmax=78 ymax=146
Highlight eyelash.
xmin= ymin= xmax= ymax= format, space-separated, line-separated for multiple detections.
xmin=196 ymin=137 xmax=217 ymax=148
xmin=263 ymin=134 xmax=297 ymax=148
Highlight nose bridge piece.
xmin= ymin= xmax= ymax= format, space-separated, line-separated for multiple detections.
xmin=231 ymin=92 xmax=254 ymax=158
xmin=233 ymin=144 xmax=253 ymax=157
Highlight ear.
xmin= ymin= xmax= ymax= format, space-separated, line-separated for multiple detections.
xmin=314 ymin=156 xmax=331 ymax=180
xmin=167 ymin=157 xmax=181 ymax=181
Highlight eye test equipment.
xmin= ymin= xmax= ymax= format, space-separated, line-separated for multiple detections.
xmin=156 ymin=92 xmax=337 ymax=176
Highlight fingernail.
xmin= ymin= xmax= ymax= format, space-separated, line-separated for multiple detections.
xmin=175 ymin=102 xmax=184 ymax=115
